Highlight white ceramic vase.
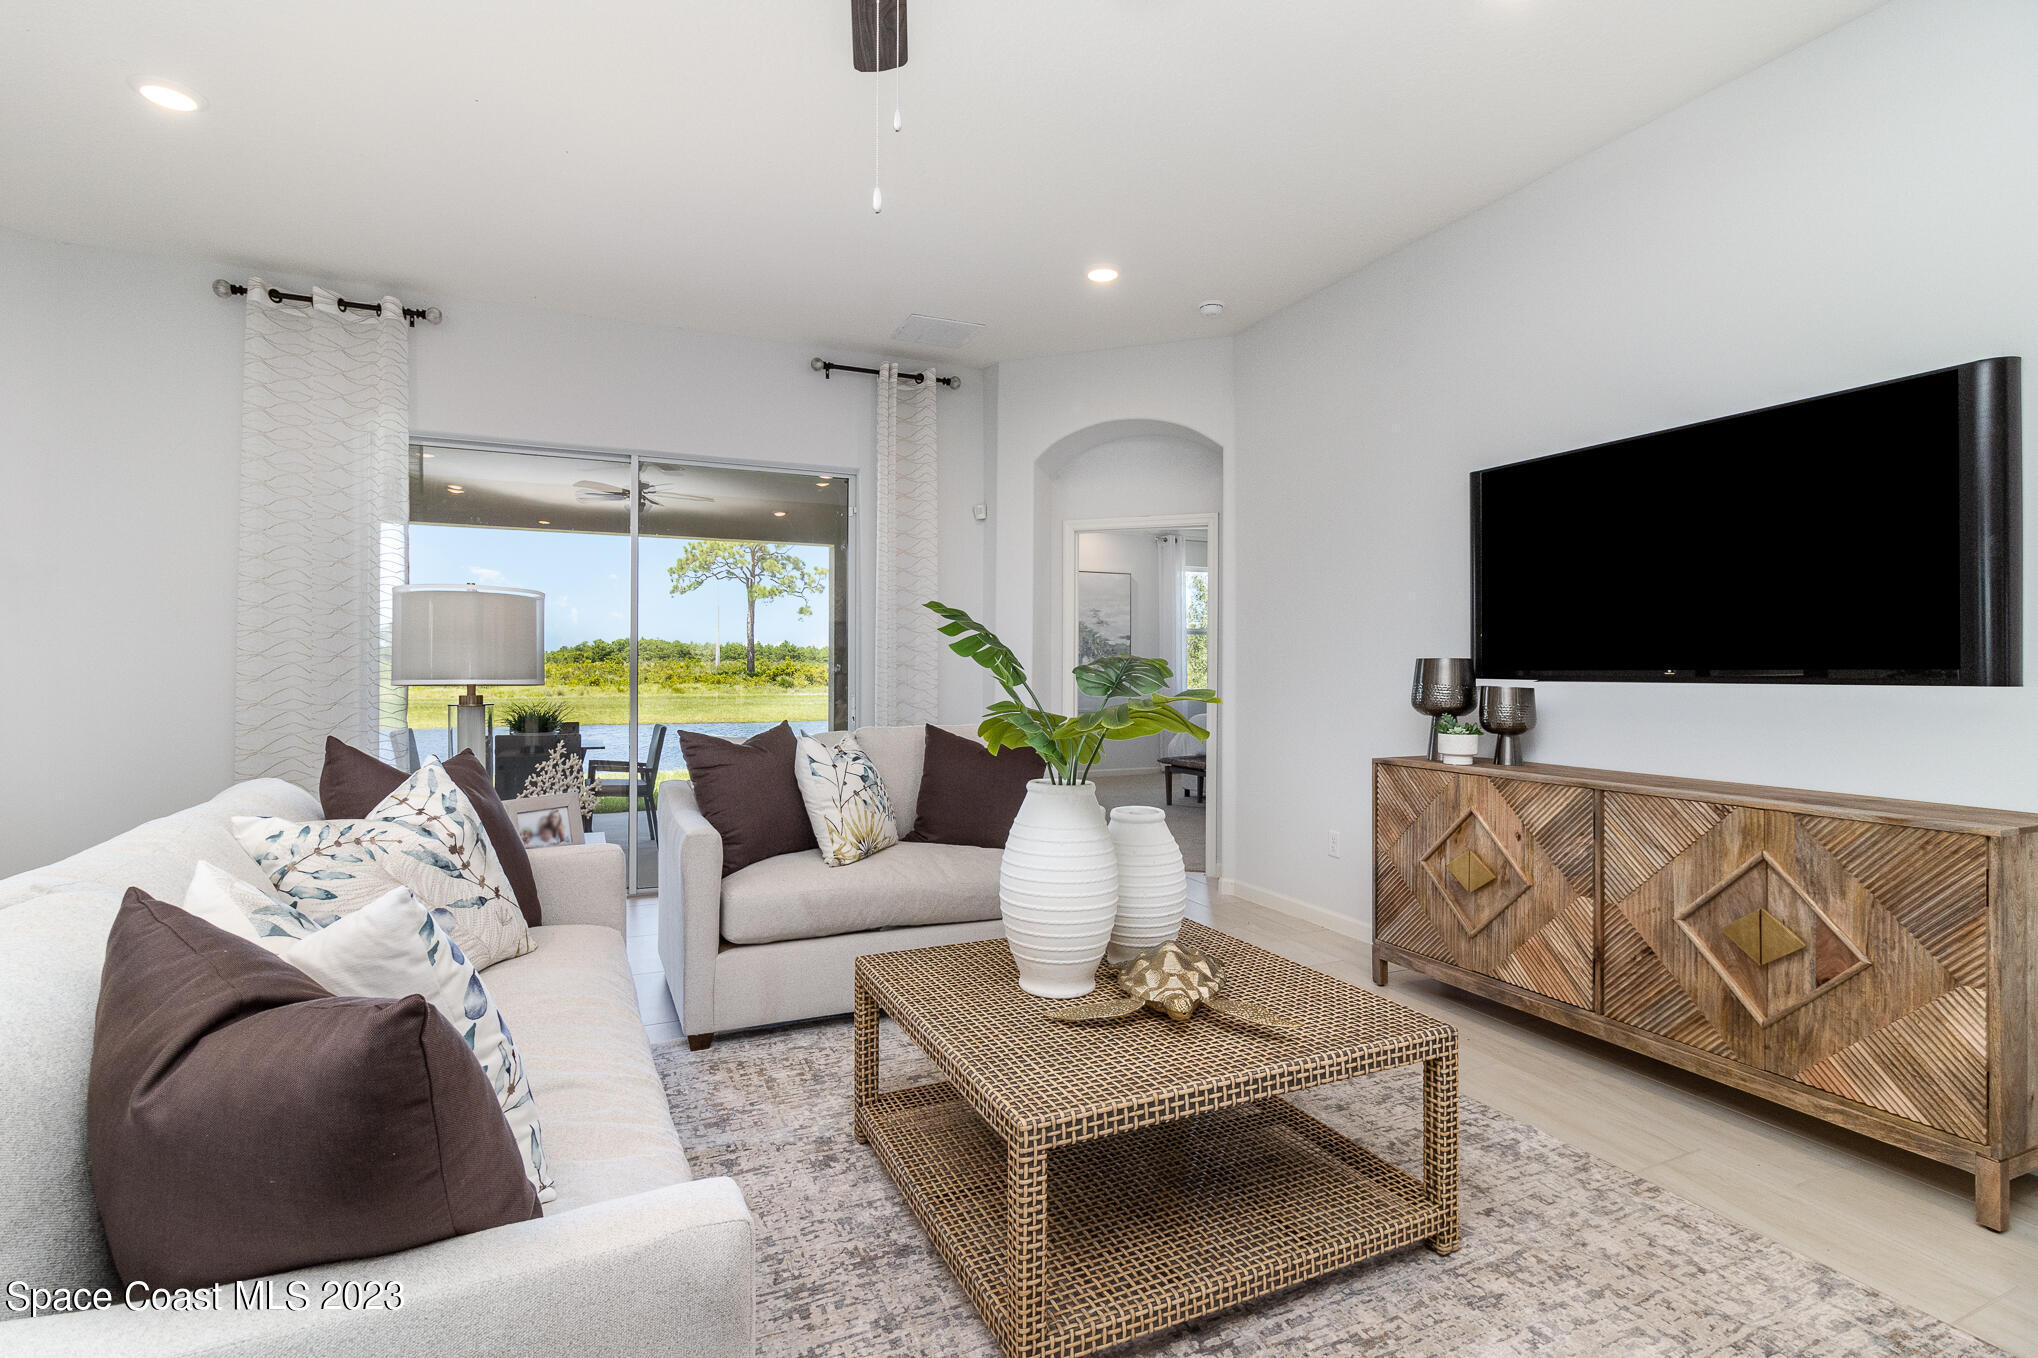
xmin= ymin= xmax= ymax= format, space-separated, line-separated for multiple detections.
xmin=1106 ymin=805 xmax=1187 ymax=965
xmin=1000 ymin=780 xmax=1119 ymax=998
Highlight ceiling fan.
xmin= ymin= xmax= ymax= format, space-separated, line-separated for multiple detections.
xmin=572 ymin=479 xmax=714 ymax=507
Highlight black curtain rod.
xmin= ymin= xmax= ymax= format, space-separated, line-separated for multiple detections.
xmin=810 ymin=357 xmax=960 ymax=389
xmin=211 ymin=279 xmax=443 ymax=327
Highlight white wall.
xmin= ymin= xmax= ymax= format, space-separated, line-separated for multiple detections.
xmin=1047 ymin=434 xmax=1222 ymax=680
xmin=989 ymin=337 xmax=1235 ymax=670
xmin=0 ymin=230 xmax=991 ymax=876
xmin=0 ymin=227 xmax=244 ymax=875
xmin=1229 ymin=0 xmax=2038 ymax=927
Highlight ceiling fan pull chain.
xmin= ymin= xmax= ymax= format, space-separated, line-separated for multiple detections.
xmin=871 ymin=1 xmax=883 ymax=213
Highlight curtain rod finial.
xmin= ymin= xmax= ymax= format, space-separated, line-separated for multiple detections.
xmin=211 ymin=278 xmax=236 ymax=298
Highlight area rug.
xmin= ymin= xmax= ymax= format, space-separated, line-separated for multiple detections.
xmin=656 ymin=1021 xmax=1997 ymax=1356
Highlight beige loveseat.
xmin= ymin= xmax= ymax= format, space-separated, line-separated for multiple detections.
xmin=658 ymin=725 xmax=1006 ymax=1047
xmin=0 ymin=779 xmax=755 ymax=1358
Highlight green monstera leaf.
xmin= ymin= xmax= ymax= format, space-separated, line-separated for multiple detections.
xmin=1057 ymin=691 xmax=1218 ymax=745
xmin=924 ymin=602 xmax=1030 ymax=691
xmin=1072 ymin=655 xmax=1173 ymax=699
xmin=926 ymin=598 xmax=1224 ymax=785
xmin=979 ymin=700 xmax=1073 ymax=778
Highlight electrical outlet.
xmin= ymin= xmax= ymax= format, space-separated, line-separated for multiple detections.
xmin=1328 ymin=831 xmax=1342 ymax=858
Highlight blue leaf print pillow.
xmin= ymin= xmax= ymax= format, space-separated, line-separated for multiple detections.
xmin=232 ymin=757 xmax=533 ymax=969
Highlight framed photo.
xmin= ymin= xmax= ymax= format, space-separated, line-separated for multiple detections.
xmin=1076 ymin=570 xmax=1133 ymax=663
xmin=1076 ymin=570 xmax=1134 ymax=711
xmin=504 ymin=794 xmax=583 ymax=849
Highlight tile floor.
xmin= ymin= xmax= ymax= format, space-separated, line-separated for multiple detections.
xmin=627 ymin=876 xmax=2038 ymax=1354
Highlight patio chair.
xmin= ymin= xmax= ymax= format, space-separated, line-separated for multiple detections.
xmin=588 ymin=724 xmax=669 ymax=841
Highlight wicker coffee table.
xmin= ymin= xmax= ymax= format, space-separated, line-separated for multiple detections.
xmin=853 ymin=919 xmax=1459 ymax=1358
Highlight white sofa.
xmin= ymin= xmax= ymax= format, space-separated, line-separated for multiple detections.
xmin=0 ymin=778 xmax=754 ymax=1358
xmin=659 ymin=725 xmax=1006 ymax=1046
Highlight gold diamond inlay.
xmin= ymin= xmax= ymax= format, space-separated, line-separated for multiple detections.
xmin=1446 ymin=850 xmax=1497 ymax=893
xmin=1721 ymin=906 xmax=1806 ymax=966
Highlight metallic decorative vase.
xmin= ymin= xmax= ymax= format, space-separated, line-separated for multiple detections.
xmin=1479 ymin=685 xmax=1537 ymax=766
xmin=1410 ymin=658 xmax=1476 ymax=760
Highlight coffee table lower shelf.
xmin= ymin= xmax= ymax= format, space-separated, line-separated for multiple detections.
xmin=860 ymin=1080 xmax=1450 ymax=1358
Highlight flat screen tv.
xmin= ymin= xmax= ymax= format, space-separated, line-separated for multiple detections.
xmin=1471 ymin=358 xmax=2021 ymax=685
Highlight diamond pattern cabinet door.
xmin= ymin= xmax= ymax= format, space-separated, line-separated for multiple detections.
xmin=1375 ymin=768 xmax=1594 ymax=1009
xmin=1602 ymin=793 xmax=1991 ymax=1142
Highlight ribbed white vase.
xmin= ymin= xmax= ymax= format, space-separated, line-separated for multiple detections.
xmin=1106 ymin=805 xmax=1188 ymax=965
xmin=1000 ymin=780 xmax=1119 ymax=998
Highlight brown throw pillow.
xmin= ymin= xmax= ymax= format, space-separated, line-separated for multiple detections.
xmin=88 ymin=889 xmax=540 ymax=1290
xmin=319 ymin=736 xmax=543 ymax=926
xmin=904 ymin=724 xmax=1046 ymax=849
xmin=677 ymin=721 xmax=817 ymax=875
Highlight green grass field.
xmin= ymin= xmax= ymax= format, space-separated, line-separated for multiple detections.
xmin=405 ymin=687 xmax=828 ymax=729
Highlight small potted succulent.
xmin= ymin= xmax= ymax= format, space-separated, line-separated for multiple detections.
xmin=1433 ymin=715 xmax=1484 ymax=765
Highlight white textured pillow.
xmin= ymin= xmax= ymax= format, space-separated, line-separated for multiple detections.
xmin=233 ymin=757 xmax=532 ymax=969
xmin=182 ymin=862 xmax=556 ymax=1204
xmin=794 ymin=731 xmax=899 ymax=867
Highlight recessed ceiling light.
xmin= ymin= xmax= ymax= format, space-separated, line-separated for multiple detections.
xmin=1087 ymin=267 xmax=1119 ymax=284
xmin=1198 ymin=300 xmax=1225 ymax=317
xmin=536 ymin=519 xmax=550 ymax=525
xmin=134 ymin=81 xmax=202 ymax=112
xmin=773 ymin=510 xmax=787 ymax=517
xmin=446 ymin=485 xmax=465 ymax=494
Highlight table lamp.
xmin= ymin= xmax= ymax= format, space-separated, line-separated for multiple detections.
xmin=391 ymin=584 xmax=545 ymax=775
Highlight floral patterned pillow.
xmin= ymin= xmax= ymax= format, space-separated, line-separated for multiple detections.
xmin=794 ymin=732 xmax=899 ymax=867
xmin=233 ymin=758 xmax=533 ymax=969
xmin=181 ymin=862 xmax=555 ymax=1203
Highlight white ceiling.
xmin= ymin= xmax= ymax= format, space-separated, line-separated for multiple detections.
xmin=1 ymin=1 xmax=1885 ymax=364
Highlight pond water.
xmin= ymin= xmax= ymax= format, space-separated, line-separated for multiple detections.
xmin=396 ymin=720 xmax=829 ymax=774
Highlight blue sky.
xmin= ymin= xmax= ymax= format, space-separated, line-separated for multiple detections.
xmin=409 ymin=525 xmax=832 ymax=650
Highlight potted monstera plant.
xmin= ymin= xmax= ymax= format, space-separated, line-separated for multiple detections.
xmin=926 ymin=602 xmax=1221 ymax=997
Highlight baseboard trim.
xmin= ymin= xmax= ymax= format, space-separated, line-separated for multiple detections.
xmin=1222 ymin=877 xmax=1371 ymax=943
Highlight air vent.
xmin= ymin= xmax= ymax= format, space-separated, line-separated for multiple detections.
xmin=891 ymin=314 xmax=985 ymax=349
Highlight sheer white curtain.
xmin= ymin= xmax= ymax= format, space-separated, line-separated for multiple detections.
xmin=234 ymin=280 xmax=410 ymax=786
xmin=873 ymin=362 xmax=941 ymax=725
xmin=1156 ymin=533 xmax=1189 ymax=684
xmin=1156 ymin=533 xmax=1204 ymax=757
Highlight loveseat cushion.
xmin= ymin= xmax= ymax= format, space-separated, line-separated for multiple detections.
xmin=679 ymin=721 xmax=817 ymax=875
xmin=478 ymin=925 xmax=694 ymax=1215
xmin=905 ymin=723 xmax=1045 ymax=849
xmin=719 ymin=842 xmax=1004 ymax=946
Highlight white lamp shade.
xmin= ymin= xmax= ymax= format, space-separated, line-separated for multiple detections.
xmin=391 ymin=585 xmax=545 ymax=686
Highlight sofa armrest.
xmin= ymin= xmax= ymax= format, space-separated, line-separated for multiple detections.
xmin=656 ymin=783 xmax=724 ymax=1038
xmin=528 ymin=841 xmax=626 ymax=933
xmin=17 ymin=1178 xmax=754 ymax=1358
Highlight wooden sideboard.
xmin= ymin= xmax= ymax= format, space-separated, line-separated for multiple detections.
xmin=1371 ymin=756 xmax=2038 ymax=1229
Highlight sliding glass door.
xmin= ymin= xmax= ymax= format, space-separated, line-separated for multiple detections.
xmin=409 ymin=442 xmax=853 ymax=893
